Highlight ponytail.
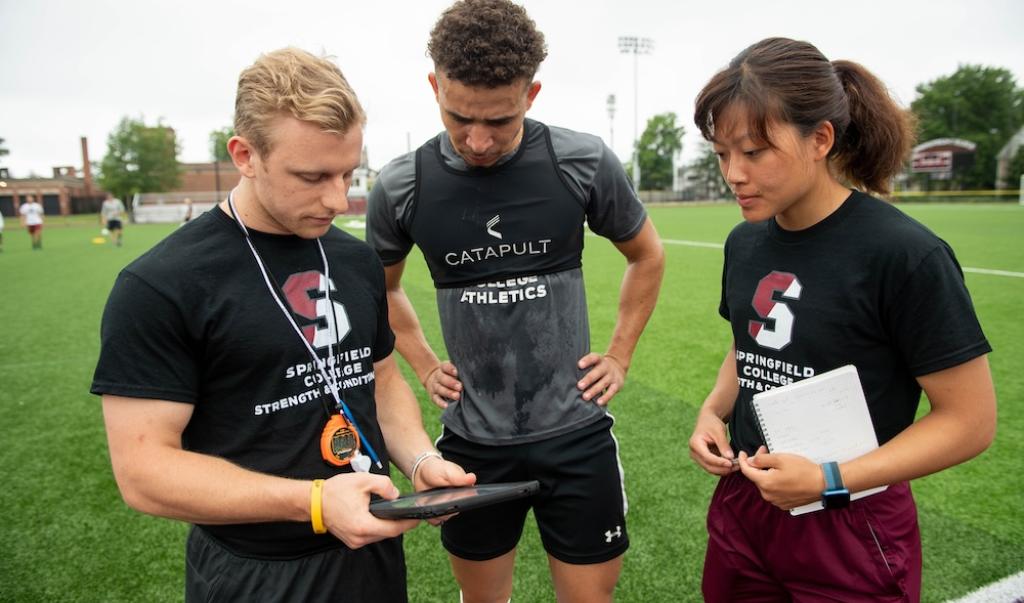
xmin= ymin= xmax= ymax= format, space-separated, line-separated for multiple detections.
xmin=694 ymin=38 xmax=917 ymax=196
xmin=831 ymin=60 xmax=917 ymax=194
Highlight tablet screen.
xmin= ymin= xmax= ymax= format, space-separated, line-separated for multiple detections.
xmin=369 ymin=481 xmax=539 ymax=519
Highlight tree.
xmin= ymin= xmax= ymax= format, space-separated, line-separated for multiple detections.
xmin=687 ymin=142 xmax=731 ymax=201
xmin=98 ymin=117 xmax=181 ymax=203
xmin=209 ymin=126 xmax=234 ymax=162
xmin=0 ymin=136 xmax=9 ymax=159
xmin=634 ymin=112 xmax=685 ymax=190
xmin=911 ymin=65 xmax=1024 ymax=189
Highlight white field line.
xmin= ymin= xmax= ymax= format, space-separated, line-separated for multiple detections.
xmin=660 ymin=237 xmax=725 ymax=249
xmin=945 ymin=569 xmax=1024 ymax=602
xmin=0 ymin=357 xmax=84 ymax=371
xmin=963 ymin=267 xmax=1024 ymax=278
xmin=601 ymin=234 xmax=1024 ymax=279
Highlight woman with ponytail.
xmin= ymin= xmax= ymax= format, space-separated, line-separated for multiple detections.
xmin=687 ymin=37 xmax=996 ymax=602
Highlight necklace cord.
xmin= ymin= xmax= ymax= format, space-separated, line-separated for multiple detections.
xmin=226 ymin=192 xmax=383 ymax=468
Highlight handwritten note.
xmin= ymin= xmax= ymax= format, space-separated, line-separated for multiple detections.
xmin=751 ymin=364 xmax=887 ymax=515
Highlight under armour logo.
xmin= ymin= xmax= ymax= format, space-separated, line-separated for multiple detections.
xmin=486 ymin=214 xmax=502 ymax=239
xmin=604 ymin=526 xmax=622 ymax=543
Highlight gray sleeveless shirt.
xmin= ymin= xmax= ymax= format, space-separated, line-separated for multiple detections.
xmin=367 ymin=119 xmax=645 ymax=444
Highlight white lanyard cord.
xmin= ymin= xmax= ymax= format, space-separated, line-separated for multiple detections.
xmin=226 ymin=191 xmax=382 ymax=468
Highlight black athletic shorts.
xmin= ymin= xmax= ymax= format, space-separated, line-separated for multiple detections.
xmin=437 ymin=415 xmax=628 ymax=564
xmin=185 ymin=526 xmax=407 ymax=602
xmin=106 ymin=219 xmax=122 ymax=230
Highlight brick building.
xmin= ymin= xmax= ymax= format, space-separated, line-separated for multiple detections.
xmin=178 ymin=161 xmax=242 ymax=198
xmin=0 ymin=138 xmax=376 ymax=219
xmin=0 ymin=137 xmax=104 ymax=218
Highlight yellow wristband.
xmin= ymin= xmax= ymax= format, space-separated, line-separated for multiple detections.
xmin=310 ymin=479 xmax=327 ymax=534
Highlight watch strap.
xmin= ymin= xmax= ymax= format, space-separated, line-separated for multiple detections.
xmin=822 ymin=461 xmax=843 ymax=491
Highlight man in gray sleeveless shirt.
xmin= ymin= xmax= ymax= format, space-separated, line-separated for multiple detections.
xmin=366 ymin=2 xmax=665 ymax=601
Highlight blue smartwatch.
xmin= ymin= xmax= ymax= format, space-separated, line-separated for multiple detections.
xmin=821 ymin=461 xmax=850 ymax=509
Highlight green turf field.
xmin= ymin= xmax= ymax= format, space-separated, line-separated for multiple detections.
xmin=0 ymin=203 xmax=1020 ymax=602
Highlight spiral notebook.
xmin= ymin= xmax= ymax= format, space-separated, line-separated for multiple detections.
xmin=751 ymin=364 xmax=887 ymax=515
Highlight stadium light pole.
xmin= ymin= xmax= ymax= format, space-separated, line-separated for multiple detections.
xmin=606 ymin=94 xmax=616 ymax=150
xmin=618 ymin=35 xmax=653 ymax=190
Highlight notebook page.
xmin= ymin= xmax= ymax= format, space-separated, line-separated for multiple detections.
xmin=751 ymin=365 xmax=887 ymax=515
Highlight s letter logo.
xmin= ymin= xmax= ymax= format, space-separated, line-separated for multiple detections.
xmin=748 ymin=271 xmax=801 ymax=350
xmin=283 ymin=271 xmax=351 ymax=348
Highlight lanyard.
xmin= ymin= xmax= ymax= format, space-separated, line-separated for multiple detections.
xmin=226 ymin=191 xmax=382 ymax=470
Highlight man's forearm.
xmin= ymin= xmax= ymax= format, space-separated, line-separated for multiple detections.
xmin=386 ymin=288 xmax=443 ymax=383
xmin=606 ymin=261 xmax=662 ymax=364
xmin=606 ymin=223 xmax=665 ymax=366
xmin=115 ymin=447 xmax=310 ymax=525
xmin=373 ymin=356 xmax=437 ymax=477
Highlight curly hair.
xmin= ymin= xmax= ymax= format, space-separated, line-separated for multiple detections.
xmin=428 ymin=0 xmax=547 ymax=88
xmin=234 ymin=48 xmax=365 ymax=157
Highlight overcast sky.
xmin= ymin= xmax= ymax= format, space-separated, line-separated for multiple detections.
xmin=1 ymin=0 xmax=1022 ymax=178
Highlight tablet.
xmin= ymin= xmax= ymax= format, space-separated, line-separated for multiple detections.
xmin=369 ymin=480 xmax=540 ymax=520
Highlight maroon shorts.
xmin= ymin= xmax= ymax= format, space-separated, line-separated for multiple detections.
xmin=703 ymin=472 xmax=921 ymax=602
xmin=27 ymin=224 xmax=42 ymax=234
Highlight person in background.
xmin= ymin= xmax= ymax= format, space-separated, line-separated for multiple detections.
xmin=100 ymin=193 xmax=126 ymax=247
xmin=19 ymin=194 xmax=44 ymax=250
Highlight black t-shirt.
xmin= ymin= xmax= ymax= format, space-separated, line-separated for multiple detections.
xmin=721 ymin=191 xmax=991 ymax=454
xmin=91 ymin=208 xmax=397 ymax=558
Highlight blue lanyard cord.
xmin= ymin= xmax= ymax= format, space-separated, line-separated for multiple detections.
xmin=317 ymin=238 xmax=383 ymax=468
xmin=226 ymin=192 xmax=383 ymax=469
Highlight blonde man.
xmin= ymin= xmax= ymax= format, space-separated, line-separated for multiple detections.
xmin=93 ymin=48 xmax=474 ymax=603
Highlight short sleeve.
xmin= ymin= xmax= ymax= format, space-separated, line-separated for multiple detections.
xmin=719 ymin=240 xmax=731 ymax=320
xmin=90 ymin=270 xmax=200 ymax=403
xmin=368 ymin=254 xmax=396 ymax=362
xmin=585 ymin=144 xmax=647 ymax=242
xmin=366 ymin=160 xmax=416 ymax=267
xmin=884 ymin=244 xmax=991 ymax=376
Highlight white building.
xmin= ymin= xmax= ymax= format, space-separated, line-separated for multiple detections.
xmin=995 ymin=126 xmax=1024 ymax=189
